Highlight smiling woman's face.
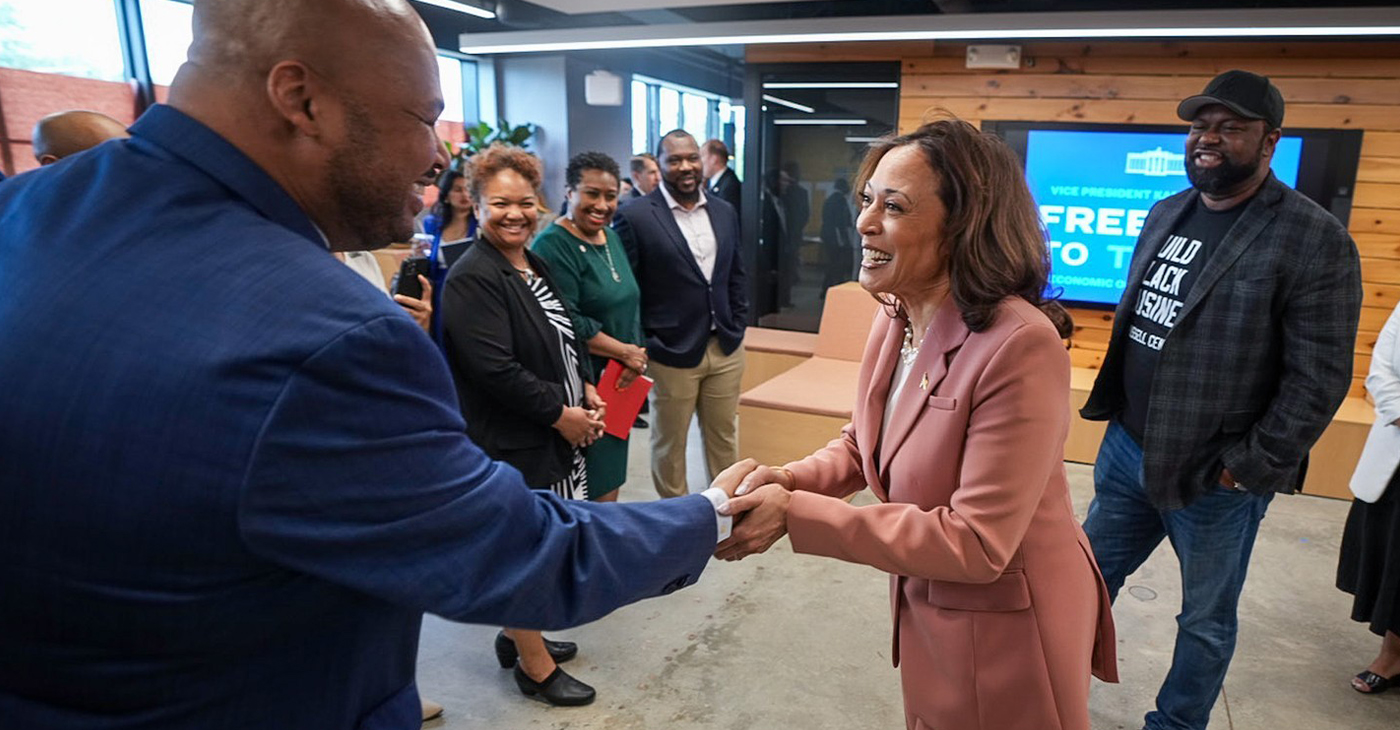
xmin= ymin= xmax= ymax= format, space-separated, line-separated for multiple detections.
xmin=478 ymin=168 xmax=538 ymax=251
xmin=855 ymin=144 xmax=947 ymax=300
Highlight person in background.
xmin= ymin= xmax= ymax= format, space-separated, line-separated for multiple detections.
xmin=819 ymin=176 xmax=856 ymax=292
xmin=778 ymin=161 xmax=809 ymax=308
xmin=424 ymin=166 xmax=478 ymax=270
xmin=702 ymin=138 xmax=740 ymax=214
xmin=1337 ymin=301 xmax=1400 ymax=694
xmin=533 ymin=152 xmax=645 ymax=504
xmin=629 ymin=153 xmax=660 ymax=197
xmin=1079 ymin=70 xmax=1362 ymax=730
xmin=441 ymin=143 xmax=608 ymax=707
xmin=615 ymin=129 xmax=747 ymax=500
xmin=620 ymin=177 xmax=634 ymax=197
xmin=32 ymin=110 xmax=129 ymax=165
xmin=0 ymin=1 xmax=737 ymax=726
xmin=712 ymin=119 xmax=1117 ymax=730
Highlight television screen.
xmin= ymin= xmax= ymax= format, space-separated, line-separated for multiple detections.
xmin=986 ymin=121 xmax=1362 ymax=309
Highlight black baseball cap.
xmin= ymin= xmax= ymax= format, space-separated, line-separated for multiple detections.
xmin=1176 ymin=70 xmax=1285 ymax=130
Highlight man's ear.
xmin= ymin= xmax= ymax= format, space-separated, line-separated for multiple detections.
xmin=265 ymin=60 xmax=323 ymax=138
xmin=1261 ymin=127 xmax=1282 ymax=160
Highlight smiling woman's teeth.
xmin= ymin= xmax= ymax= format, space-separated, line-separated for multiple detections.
xmin=862 ymin=246 xmax=892 ymax=266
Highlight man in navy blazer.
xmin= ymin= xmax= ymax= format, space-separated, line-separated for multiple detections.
xmin=0 ymin=3 xmax=733 ymax=729
xmin=614 ymin=129 xmax=749 ymax=499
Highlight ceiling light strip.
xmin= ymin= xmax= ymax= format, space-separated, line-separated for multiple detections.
xmin=765 ymin=82 xmax=899 ymax=89
xmin=761 ymin=94 xmax=815 ymax=113
xmin=417 ymin=0 xmax=496 ymax=20
xmin=461 ymin=8 xmax=1400 ymax=54
xmin=773 ymin=118 xmax=868 ymax=126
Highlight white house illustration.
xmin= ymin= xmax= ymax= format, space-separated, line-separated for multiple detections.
xmin=1124 ymin=147 xmax=1186 ymax=176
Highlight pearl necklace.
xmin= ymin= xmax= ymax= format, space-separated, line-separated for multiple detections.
xmin=901 ymin=323 xmax=920 ymax=366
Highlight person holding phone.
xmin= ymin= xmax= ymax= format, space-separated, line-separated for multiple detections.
xmin=440 ymin=143 xmax=606 ymax=707
xmin=533 ymin=151 xmax=645 ymax=504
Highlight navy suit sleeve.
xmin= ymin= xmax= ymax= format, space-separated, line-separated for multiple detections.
xmin=726 ymin=209 xmax=749 ymax=327
xmin=614 ymin=206 xmax=642 ymax=275
xmin=238 ymin=315 xmax=716 ymax=629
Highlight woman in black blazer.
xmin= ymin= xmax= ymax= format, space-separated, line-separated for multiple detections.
xmin=441 ymin=144 xmax=606 ymax=707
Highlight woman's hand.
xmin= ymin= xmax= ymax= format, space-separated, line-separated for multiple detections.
xmin=553 ymin=405 xmax=604 ymax=448
xmin=710 ymin=458 xmax=795 ymax=498
xmin=715 ymin=483 xmax=792 ymax=561
xmin=616 ymin=345 xmax=648 ymax=389
xmin=583 ymin=383 xmax=607 ymax=430
xmin=392 ymin=275 xmax=433 ymax=334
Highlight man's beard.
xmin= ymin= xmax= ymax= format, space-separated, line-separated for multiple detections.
xmin=326 ymin=102 xmax=412 ymax=250
xmin=1186 ymin=140 xmax=1264 ymax=195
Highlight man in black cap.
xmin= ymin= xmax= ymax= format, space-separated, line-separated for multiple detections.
xmin=1080 ymin=70 xmax=1362 ymax=730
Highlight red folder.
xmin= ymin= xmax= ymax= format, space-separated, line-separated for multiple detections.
xmin=596 ymin=359 xmax=653 ymax=440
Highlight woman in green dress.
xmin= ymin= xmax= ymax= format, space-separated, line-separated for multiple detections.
xmin=533 ymin=152 xmax=645 ymax=502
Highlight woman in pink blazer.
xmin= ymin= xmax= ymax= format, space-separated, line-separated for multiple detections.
xmin=716 ymin=119 xmax=1118 ymax=730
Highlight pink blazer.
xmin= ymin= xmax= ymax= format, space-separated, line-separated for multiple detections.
xmin=783 ymin=297 xmax=1118 ymax=730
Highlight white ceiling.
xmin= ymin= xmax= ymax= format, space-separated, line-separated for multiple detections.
xmin=526 ymin=0 xmax=829 ymax=14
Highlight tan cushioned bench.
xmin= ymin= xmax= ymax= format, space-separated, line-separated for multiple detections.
xmin=740 ymin=327 xmax=819 ymax=392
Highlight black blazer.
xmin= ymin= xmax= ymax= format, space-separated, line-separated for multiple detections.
xmin=708 ymin=167 xmax=741 ymax=214
xmin=441 ymin=237 xmax=591 ymax=487
xmin=614 ymin=188 xmax=748 ymax=369
xmin=1081 ymin=175 xmax=1362 ymax=509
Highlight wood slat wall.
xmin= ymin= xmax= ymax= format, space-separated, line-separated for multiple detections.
xmin=897 ymin=41 xmax=1400 ymax=397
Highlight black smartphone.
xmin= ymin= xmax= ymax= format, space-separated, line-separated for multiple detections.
xmin=392 ymin=257 xmax=431 ymax=300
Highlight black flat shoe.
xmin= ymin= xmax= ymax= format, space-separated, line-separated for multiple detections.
xmin=633 ymin=416 xmax=649 ymax=429
xmin=513 ymin=663 xmax=596 ymax=706
xmin=1352 ymin=670 xmax=1400 ymax=694
xmin=495 ymin=631 xmax=578 ymax=669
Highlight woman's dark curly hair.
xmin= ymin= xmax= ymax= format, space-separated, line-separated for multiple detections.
xmin=565 ymin=151 xmax=621 ymax=189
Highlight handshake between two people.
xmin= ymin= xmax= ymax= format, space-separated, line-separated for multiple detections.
xmin=708 ymin=459 xmax=797 ymax=563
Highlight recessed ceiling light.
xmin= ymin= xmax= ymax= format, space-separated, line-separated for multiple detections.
xmin=761 ymin=94 xmax=815 ymax=113
xmin=418 ymin=0 xmax=496 ymax=21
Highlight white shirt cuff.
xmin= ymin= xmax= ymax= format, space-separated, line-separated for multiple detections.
xmin=699 ymin=487 xmax=733 ymax=543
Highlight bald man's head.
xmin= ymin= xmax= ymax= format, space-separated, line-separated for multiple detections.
xmin=169 ymin=0 xmax=444 ymax=250
xmin=32 ymin=111 xmax=129 ymax=165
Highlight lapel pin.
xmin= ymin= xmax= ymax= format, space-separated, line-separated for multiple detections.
xmin=920 ymin=373 xmax=929 ymax=390
xmin=579 ymin=244 xmax=586 ymax=252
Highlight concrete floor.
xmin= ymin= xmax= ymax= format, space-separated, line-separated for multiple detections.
xmin=415 ymin=424 xmax=1399 ymax=729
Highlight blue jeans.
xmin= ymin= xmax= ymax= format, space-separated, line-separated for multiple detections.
xmin=1084 ymin=421 xmax=1273 ymax=730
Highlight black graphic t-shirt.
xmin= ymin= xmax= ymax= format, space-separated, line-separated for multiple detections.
xmin=1119 ymin=198 xmax=1246 ymax=441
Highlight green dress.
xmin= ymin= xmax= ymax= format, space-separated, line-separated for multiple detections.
xmin=531 ymin=222 xmax=643 ymax=499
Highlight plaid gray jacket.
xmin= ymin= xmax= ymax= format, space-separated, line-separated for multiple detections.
xmin=1081 ymin=174 xmax=1363 ymax=510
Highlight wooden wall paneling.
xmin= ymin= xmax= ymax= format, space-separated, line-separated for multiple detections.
xmin=902 ymin=74 xmax=1400 ymax=106
xmin=1361 ymin=256 xmax=1400 ymax=284
xmin=747 ymin=41 xmax=935 ymax=63
xmin=900 ymin=99 xmax=1400 ymax=132
xmin=902 ymin=56 xmax=1400 ymax=79
xmin=1357 ymin=156 xmax=1400 ymax=184
xmin=1364 ymin=283 xmax=1400 ymax=310
xmin=1355 ymin=182 xmax=1400 ymax=209
xmin=1354 ymin=234 xmax=1400 ymax=260
xmin=1361 ymin=132 xmax=1400 ymax=159
xmin=1351 ymin=208 xmax=1400 ymax=235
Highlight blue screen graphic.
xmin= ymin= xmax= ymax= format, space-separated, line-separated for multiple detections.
xmin=1026 ymin=130 xmax=1303 ymax=306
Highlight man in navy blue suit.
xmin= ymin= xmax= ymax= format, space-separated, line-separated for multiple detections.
xmin=0 ymin=2 xmax=735 ymax=729
xmin=614 ymin=130 xmax=749 ymax=499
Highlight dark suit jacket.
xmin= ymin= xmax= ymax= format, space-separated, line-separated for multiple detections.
xmin=0 ymin=105 xmax=717 ymax=730
xmin=614 ymin=188 xmax=749 ymax=368
xmin=441 ymin=238 xmax=588 ymax=487
xmin=1081 ymin=174 xmax=1362 ymax=509
xmin=709 ymin=167 xmax=741 ymax=214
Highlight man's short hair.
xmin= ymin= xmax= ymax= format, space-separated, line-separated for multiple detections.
xmin=655 ymin=129 xmax=693 ymax=160
xmin=629 ymin=153 xmax=656 ymax=176
xmin=702 ymin=139 xmax=729 ymax=160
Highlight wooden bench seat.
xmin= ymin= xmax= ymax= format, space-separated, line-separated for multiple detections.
xmin=741 ymin=327 xmax=818 ymax=392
